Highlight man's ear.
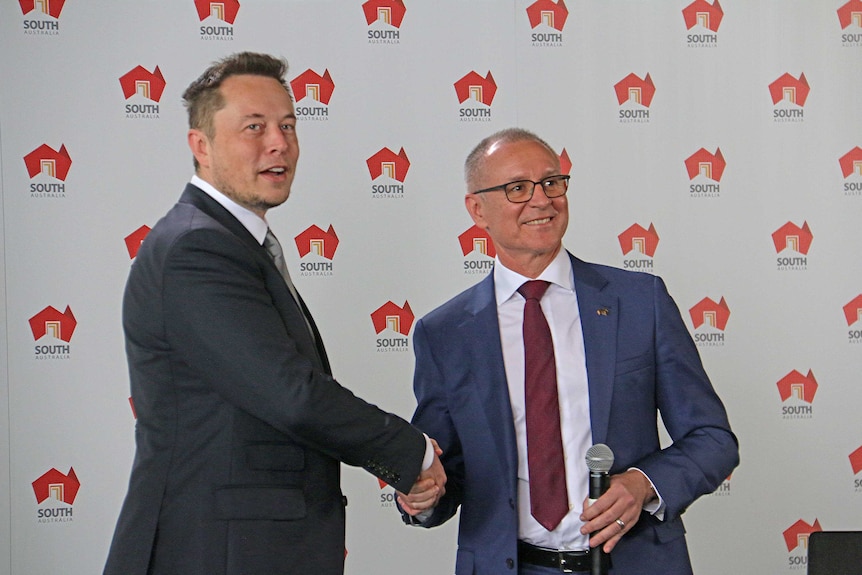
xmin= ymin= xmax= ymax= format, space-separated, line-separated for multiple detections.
xmin=464 ymin=193 xmax=487 ymax=229
xmin=188 ymin=129 xmax=211 ymax=170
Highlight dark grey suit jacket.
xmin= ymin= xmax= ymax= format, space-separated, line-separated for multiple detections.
xmin=105 ymin=184 xmax=425 ymax=575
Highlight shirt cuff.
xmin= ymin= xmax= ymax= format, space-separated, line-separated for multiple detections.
xmin=629 ymin=467 xmax=666 ymax=521
xmin=421 ymin=433 xmax=435 ymax=471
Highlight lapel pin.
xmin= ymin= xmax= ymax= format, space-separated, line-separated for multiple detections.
xmin=597 ymin=307 xmax=610 ymax=316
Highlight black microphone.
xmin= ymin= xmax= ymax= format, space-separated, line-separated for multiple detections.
xmin=585 ymin=443 xmax=614 ymax=575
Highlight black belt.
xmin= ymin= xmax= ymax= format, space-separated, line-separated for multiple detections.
xmin=518 ymin=540 xmax=591 ymax=573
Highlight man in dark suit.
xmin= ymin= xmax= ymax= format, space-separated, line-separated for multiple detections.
xmin=398 ymin=128 xmax=738 ymax=574
xmin=104 ymin=52 xmax=444 ymax=575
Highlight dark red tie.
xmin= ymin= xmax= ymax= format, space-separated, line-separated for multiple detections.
xmin=519 ymin=280 xmax=568 ymax=531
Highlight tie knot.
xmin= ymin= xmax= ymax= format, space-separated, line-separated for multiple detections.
xmin=264 ymin=229 xmax=282 ymax=257
xmin=518 ymin=280 xmax=550 ymax=301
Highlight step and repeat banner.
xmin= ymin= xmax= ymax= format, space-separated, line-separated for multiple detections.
xmin=1 ymin=1 xmax=861 ymax=574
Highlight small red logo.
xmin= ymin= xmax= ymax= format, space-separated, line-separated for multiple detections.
xmin=618 ymin=223 xmax=659 ymax=257
xmin=682 ymin=0 xmax=723 ymax=32
xmin=837 ymin=0 xmax=862 ymax=29
xmin=23 ymin=144 xmax=72 ymax=180
xmin=459 ymin=225 xmax=496 ymax=258
xmin=370 ymin=301 xmax=414 ymax=335
xmin=839 ymin=146 xmax=862 ymax=178
xmin=526 ymin=0 xmax=569 ymax=31
xmin=290 ymin=69 xmax=335 ymax=104
xmin=559 ymin=149 xmax=571 ymax=175
xmin=194 ymin=0 xmax=240 ymax=23
xmin=783 ymin=519 xmax=822 ymax=552
xmin=18 ymin=0 xmax=65 ymax=18
xmin=119 ymin=65 xmax=166 ymax=102
xmin=366 ymin=147 xmax=410 ymax=182
xmin=768 ymin=73 xmax=810 ymax=106
xmin=776 ymin=369 xmax=818 ymax=403
xmin=843 ymin=294 xmax=862 ymax=326
xmin=689 ymin=297 xmax=730 ymax=330
xmin=454 ymin=71 xmax=497 ymax=106
xmin=32 ymin=467 xmax=80 ymax=504
xmin=362 ymin=0 xmax=406 ymax=27
xmin=850 ymin=445 xmax=862 ymax=475
xmin=685 ymin=148 xmax=725 ymax=181
xmin=771 ymin=221 xmax=813 ymax=254
xmin=294 ymin=225 xmax=339 ymax=260
xmin=614 ymin=73 xmax=656 ymax=107
xmin=125 ymin=225 xmax=150 ymax=259
xmin=29 ymin=306 xmax=77 ymax=342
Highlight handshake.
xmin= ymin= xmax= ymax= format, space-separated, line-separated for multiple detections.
xmin=396 ymin=438 xmax=447 ymax=517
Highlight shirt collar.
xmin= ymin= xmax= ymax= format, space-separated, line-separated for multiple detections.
xmin=191 ymin=174 xmax=270 ymax=245
xmin=493 ymin=247 xmax=574 ymax=305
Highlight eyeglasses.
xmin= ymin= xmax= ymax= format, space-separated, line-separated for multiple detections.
xmin=471 ymin=174 xmax=570 ymax=203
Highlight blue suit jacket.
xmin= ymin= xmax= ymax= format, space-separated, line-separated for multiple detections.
xmin=408 ymin=253 xmax=738 ymax=575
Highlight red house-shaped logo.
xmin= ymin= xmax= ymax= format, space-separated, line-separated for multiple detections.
xmin=768 ymin=73 xmax=810 ymax=106
xmin=843 ymin=294 xmax=862 ymax=326
xmin=366 ymin=147 xmax=410 ymax=182
xmin=459 ymin=225 xmax=496 ymax=258
xmin=771 ymin=221 xmax=813 ymax=255
xmin=839 ymin=146 xmax=862 ymax=178
xmin=526 ymin=0 xmax=568 ymax=31
xmin=362 ymin=0 xmax=406 ymax=27
xmin=850 ymin=445 xmax=862 ymax=475
xmin=18 ymin=0 xmax=66 ymax=18
xmin=689 ymin=297 xmax=730 ymax=330
xmin=294 ymin=225 xmax=339 ymax=260
xmin=682 ymin=0 xmax=723 ymax=32
xmin=119 ymin=65 xmax=166 ymax=102
xmin=776 ymin=369 xmax=818 ymax=403
xmin=23 ymin=144 xmax=72 ymax=180
xmin=837 ymin=0 xmax=862 ymax=29
xmin=29 ymin=305 xmax=77 ymax=342
xmin=614 ymin=73 xmax=656 ymax=107
xmin=783 ymin=519 xmax=822 ymax=552
xmin=290 ymin=69 xmax=335 ymax=104
xmin=370 ymin=301 xmax=414 ymax=335
xmin=685 ymin=148 xmax=725 ymax=181
xmin=32 ymin=467 xmax=80 ymax=505
xmin=454 ymin=71 xmax=497 ymax=106
xmin=194 ymin=0 xmax=240 ymax=24
xmin=618 ymin=223 xmax=660 ymax=257
xmin=125 ymin=225 xmax=151 ymax=259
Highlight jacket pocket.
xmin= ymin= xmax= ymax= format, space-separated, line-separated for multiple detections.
xmin=214 ymin=485 xmax=306 ymax=520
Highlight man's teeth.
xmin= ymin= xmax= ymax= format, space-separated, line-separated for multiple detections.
xmin=526 ymin=217 xmax=551 ymax=225
xmin=267 ymin=167 xmax=285 ymax=174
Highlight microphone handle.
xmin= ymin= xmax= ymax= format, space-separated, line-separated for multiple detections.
xmin=589 ymin=471 xmax=611 ymax=575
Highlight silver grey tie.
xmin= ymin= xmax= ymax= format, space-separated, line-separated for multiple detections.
xmin=264 ymin=229 xmax=315 ymax=338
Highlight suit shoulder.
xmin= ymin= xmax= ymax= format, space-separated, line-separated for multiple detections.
xmin=419 ymin=280 xmax=488 ymax=328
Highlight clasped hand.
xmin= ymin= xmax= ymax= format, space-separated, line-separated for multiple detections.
xmin=396 ymin=438 xmax=446 ymax=516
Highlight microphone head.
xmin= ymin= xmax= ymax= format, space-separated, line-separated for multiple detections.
xmin=585 ymin=443 xmax=614 ymax=473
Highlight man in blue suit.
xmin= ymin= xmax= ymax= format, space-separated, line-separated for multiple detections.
xmin=398 ymin=128 xmax=738 ymax=574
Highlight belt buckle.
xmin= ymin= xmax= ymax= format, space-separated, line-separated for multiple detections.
xmin=558 ymin=553 xmax=574 ymax=573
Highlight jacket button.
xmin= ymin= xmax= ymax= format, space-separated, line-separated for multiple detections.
xmin=506 ymin=558 xmax=514 ymax=569
xmin=509 ymin=498 xmax=515 ymax=509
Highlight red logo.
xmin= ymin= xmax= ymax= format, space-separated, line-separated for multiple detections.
xmin=839 ymin=146 xmax=862 ymax=178
xmin=119 ymin=65 xmax=166 ymax=102
xmin=18 ymin=0 xmax=65 ymax=18
xmin=29 ymin=305 xmax=77 ymax=342
xmin=618 ymin=223 xmax=660 ymax=257
xmin=559 ymin=148 xmax=571 ymax=175
xmin=783 ymin=519 xmax=822 ymax=552
xmin=843 ymin=294 xmax=862 ymax=326
xmin=614 ymin=73 xmax=656 ymax=107
xmin=682 ymin=0 xmax=723 ymax=32
xmin=459 ymin=225 xmax=496 ymax=258
xmin=32 ymin=467 xmax=80 ymax=504
xmin=366 ymin=147 xmax=410 ymax=182
xmin=526 ymin=0 xmax=569 ymax=31
xmin=294 ymin=225 xmax=339 ymax=259
xmin=768 ymin=73 xmax=810 ymax=106
xmin=194 ymin=0 xmax=240 ymax=23
xmin=290 ymin=69 xmax=335 ymax=104
xmin=850 ymin=445 xmax=862 ymax=475
xmin=125 ymin=225 xmax=151 ymax=259
xmin=370 ymin=301 xmax=414 ymax=335
xmin=689 ymin=297 xmax=730 ymax=330
xmin=685 ymin=148 xmax=725 ymax=181
xmin=837 ymin=0 xmax=862 ymax=29
xmin=776 ymin=369 xmax=818 ymax=403
xmin=771 ymin=221 xmax=813 ymax=254
xmin=454 ymin=71 xmax=497 ymax=106
xmin=23 ymin=144 xmax=72 ymax=180
xmin=362 ymin=0 xmax=406 ymax=27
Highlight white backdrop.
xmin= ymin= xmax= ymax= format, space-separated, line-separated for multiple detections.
xmin=1 ymin=1 xmax=861 ymax=574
